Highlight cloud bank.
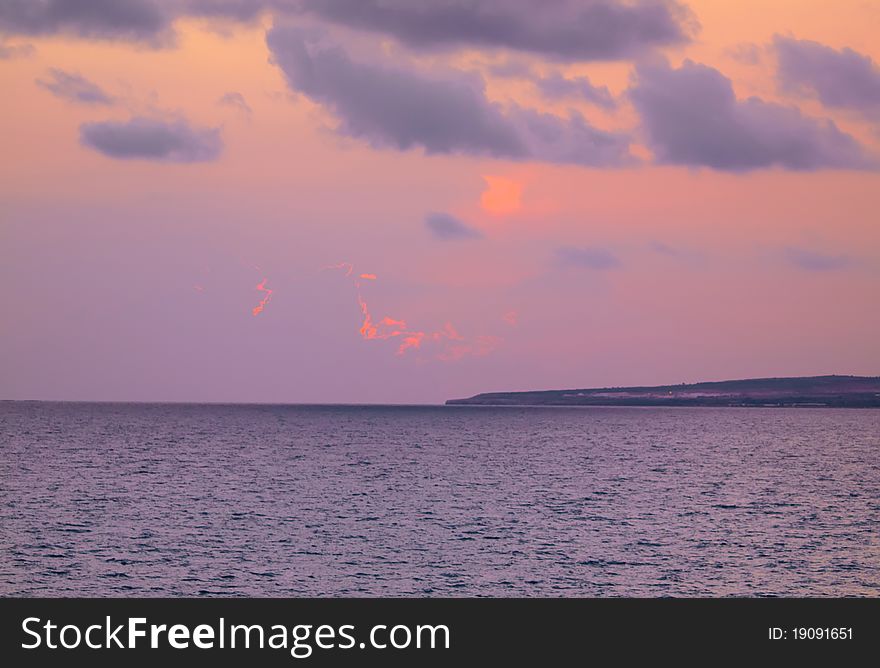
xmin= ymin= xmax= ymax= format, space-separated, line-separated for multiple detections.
xmin=266 ymin=25 xmax=633 ymax=167
xmin=774 ymin=36 xmax=880 ymax=114
xmin=0 ymin=0 xmax=170 ymax=43
xmin=79 ymin=117 xmax=223 ymax=162
xmin=629 ymin=58 xmax=876 ymax=171
xmin=289 ymin=0 xmax=696 ymax=61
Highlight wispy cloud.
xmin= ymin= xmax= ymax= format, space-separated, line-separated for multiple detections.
xmin=252 ymin=278 xmax=273 ymax=315
xmin=556 ymin=246 xmax=621 ymax=270
xmin=783 ymin=247 xmax=852 ymax=272
xmin=0 ymin=39 xmax=34 ymax=59
xmin=649 ymin=240 xmax=681 ymax=256
xmin=534 ymin=72 xmax=617 ymax=109
xmin=37 ymin=68 xmax=114 ymax=105
xmin=218 ymin=91 xmax=253 ymax=116
xmin=425 ymin=212 xmax=482 ymax=240
xmin=327 ymin=262 xmax=502 ymax=360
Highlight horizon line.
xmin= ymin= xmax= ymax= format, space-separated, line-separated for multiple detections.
xmin=4 ymin=373 xmax=879 ymax=407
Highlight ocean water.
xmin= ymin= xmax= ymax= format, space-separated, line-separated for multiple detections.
xmin=1 ymin=402 xmax=877 ymax=597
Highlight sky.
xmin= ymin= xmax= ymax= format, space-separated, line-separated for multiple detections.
xmin=1 ymin=0 xmax=879 ymax=404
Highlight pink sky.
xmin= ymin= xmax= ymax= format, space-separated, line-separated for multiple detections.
xmin=1 ymin=1 xmax=879 ymax=403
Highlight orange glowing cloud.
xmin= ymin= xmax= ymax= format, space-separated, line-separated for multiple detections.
xmin=252 ymin=278 xmax=273 ymax=316
xmin=330 ymin=262 xmax=503 ymax=360
xmin=325 ymin=262 xmax=354 ymax=276
xmin=398 ymin=333 xmax=425 ymax=354
xmin=480 ymin=175 xmax=523 ymax=216
xmin=353 ymin=271 xmax=406 ymax=342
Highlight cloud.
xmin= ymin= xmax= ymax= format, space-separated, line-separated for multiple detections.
xmin=555 ymin=246 xmax=621 ymax=269
xmin=0 ymin=39 xmax=34 ymax=58
xmin=629 ymin=58 xmax=876 ymax=171
xmin=726 ymin=42 xmax=762 ymax=66
xmin=267 ymin=25 xmax=526 ymax=158
xmin=0 ymin=0 xmax=171 ymax=43
xmin=36 ymin=68 xmax=113 ymax=104
xmin=266 ymin=25 xmax=633 ymax=167
xmin=486 ymin=58 xmax=534 ymax=79
xmin=79 ymin=117 xmax=223 ymax=162
xmin=783 ymin=247 xmax=852 ymax=272
xmin=251 ymin=278 xmax=273 ymax=315
xmin=774 ymin=36 xmax=880 ymax=114
xmin=179 ymin=0 xmax=274 ymax=22
xmin=0 ymin=0 xmax=698 ymax=61
xmin=649 ymin=240 xmax=680 ymax=256
xmin=534 ymin=72 xmax=616 ymax=109
xmin=289 ymin=0 xmax=696 ymax=61
xmin=509 ymin=105 xmax=633 ymax=166
xmin=425 ymin=212 xmax=482 ymax=240
xmin=329 ymin=262 xmax=501 ymax=360
xmin=648 ymin=240 xmax=705 ymax=265
xmin=218 ymin=91 xmax=253 ymax=115
xmin=0 ymin=0 xmax=297 ymax=43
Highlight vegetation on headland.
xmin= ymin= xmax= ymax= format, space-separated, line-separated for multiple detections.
xmin=446 ymin=375 xmax=880 ymax=407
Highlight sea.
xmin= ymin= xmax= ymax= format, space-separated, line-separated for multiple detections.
xmin=1 ymin=402 xmax=877 ymax=596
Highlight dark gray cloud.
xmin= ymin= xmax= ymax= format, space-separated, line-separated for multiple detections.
xmin=425 ymin=212 xmax=482 ymax=240
xmin=266 ymin=25 xmax=632 ymax=166
xmin=774 ymin=36 xmax=880 ymax=114
xmin=79 ymin=117 xmax=223 ymax=162
xmin=0 ymin=0 xmax=285 ymax=42
xmin=556 ymin=246 xmax=621 ymax=269
xmin=0 ymin=0 xmax=171 ymax=42
xmin=179 ymin=0 xmax=276 ymax=22
xmin=534 ymin=72 xmax=616 ymax=109
xmin=36 ymin=68 xmax=113 ymax=104
xmin=629 ymin=58 xmax=876 ymax=171
xmin=290 ymin=0 xmax=696 ymax=61
xmin=267 ymin=25 xmax=525 ymax=158
xmin=0 ymin=0 xmax=698 ymax=66
xmin=218 ymin=91 xmax=252 ymax=115
xmin=1 ymin=0 xmax=697 ymax=60
xmin=783 ymin=247 xmax=852 ymax=272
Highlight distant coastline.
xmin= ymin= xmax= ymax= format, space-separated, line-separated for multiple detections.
xmin=446 ymin=375 xmax=880 ymax=408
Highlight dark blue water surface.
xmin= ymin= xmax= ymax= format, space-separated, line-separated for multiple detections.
xmin=1 ymin=402 xmax=877 ymax=596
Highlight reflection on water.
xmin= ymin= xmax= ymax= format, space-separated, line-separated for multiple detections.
xmin=1 ymin=403 xmax=877 ymax=596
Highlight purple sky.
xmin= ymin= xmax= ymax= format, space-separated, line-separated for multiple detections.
xmin=1 ymin=1 xmax=879 ymax=403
